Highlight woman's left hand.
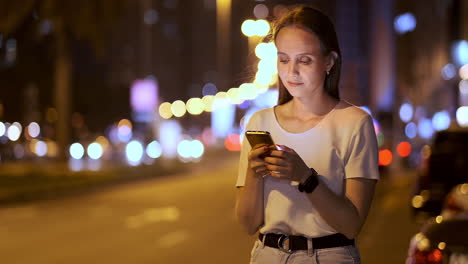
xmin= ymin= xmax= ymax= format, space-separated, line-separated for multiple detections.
xmin=263 ymin=145 xmax=311 ymax=182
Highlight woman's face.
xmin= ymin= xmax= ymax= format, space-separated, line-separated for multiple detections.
xmin=275 ymin=25 xmax=333 ymax=98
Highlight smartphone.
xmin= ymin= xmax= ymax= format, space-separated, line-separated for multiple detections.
xmin=245 ymin=130 xmax=277 ymax=158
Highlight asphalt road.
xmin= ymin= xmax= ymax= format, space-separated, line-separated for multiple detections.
xmin=0 ymin=153 xmax=421 ymax=264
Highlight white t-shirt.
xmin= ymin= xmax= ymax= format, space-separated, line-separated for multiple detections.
xmin=236 ymin=100 xmax=379 ymax=238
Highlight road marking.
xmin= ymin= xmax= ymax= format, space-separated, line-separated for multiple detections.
xmin=125 ymin=206 xmax=180 ymax=229
xmin=156 ymin=230 xmax=189 ymax=248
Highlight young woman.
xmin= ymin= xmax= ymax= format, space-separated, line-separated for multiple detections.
xmin=235 ymin=6 xmax=379 ymax=264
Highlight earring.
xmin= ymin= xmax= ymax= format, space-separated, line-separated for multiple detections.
xmin=326 ymin=70 xmax=330 ymax=75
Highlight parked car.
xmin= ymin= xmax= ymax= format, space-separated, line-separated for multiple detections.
xmin=406 ymin=183 xmax=468 ymax=264
xmin=411 ymin=129 xmax=468 ymax=219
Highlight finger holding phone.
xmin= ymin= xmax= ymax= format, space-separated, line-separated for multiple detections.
xmin=247 ymin=144 xmax=271 ymax=177
xmin=263 ymin=145 xmax=311 ymax=183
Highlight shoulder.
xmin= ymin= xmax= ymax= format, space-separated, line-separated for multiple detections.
xmin=243 ymin=107 xmax=274 ymax=129
xmin=333 ymin=100 xmax=373 ymax=125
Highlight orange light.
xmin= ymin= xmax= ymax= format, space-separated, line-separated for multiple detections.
xmin=428 ymin=249 xmax=443 ymax=263
xmin=397 ymin=141 xmax=412 ymax=157
xmin=379 ymin=149 xmax=393 ymax=166
xmin=225 ymin=134 xmax=241 ymax=151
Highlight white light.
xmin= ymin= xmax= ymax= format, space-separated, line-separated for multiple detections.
xmin=7 ymin=125 xmax=21 ymax=141
xmin=405 ymin=122 xmax=417 ymax=139
xmin=418 ymin=118 xmax=434 ymax=139
xmin=190 ymin=140 xmax=205 ymax=159
xmin=432 ymin=111 xmax=450 ymax=131
xmin=456 ymin=106 xmax=468 ymax=127
xmin=394 ymin=12 xmax=416 ymax=34
xmin=441 ymin=63 xmax=457 ymax=80
xmin=69 ymin=143 xmax=85 ymax=159
xmin=459 ymin=80 xmax=468 ymax=95
xmin=399 ymin=103 xmax=413 ymax=123
xmin=28 ymin=122 xmax=40 ymax=138
xmin=35 ymin=141 xmax=47 ymax=157
xmin=212 ymin=98 xmax=235 ymax=138
xmin=146 ymin=140 xmax=162 ymax=159
xmin=241 ymin=19 xmax=256 ymax=37
xmin=159 ymin=120 xmax=182 ymax=158
xmin=452 ymin=40 xmax=468 ymax=66
xmin=126 ymin=140 xmax=144 ymax=165
xmin=0 ymin=122 xmax=5 ymax=136
xmin=87 ymin=143 xmax=103 ymax=160
xmin=177 ymin=140 xmax=192 ymax=159
xmin=459 ymin=64 xmax=468 ymax=80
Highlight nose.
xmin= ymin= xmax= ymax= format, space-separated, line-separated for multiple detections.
xmin=288 ymin=61 xmax=299 ymax=78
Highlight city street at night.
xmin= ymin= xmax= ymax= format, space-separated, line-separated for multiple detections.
xmin=1 ymin=1 xmax=467 ymax=263
xmin=0 ymin=151 xmax=420 ymax=264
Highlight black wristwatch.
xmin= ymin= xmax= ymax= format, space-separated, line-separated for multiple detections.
xmin=298 ymin=168 xmax=319 ymax=193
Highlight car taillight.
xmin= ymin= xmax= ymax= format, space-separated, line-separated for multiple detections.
xmin=414 ymin=248 xmax=443 ymax=264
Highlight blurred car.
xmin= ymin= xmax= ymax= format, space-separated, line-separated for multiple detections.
xmin=406 ymin=183 xmax=468 ymax=264
xmin=411 ymin=129 xmax=468 ymax=219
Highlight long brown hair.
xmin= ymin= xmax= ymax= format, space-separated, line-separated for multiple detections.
xmin=272 ymin=6 xmax=342 ymax=105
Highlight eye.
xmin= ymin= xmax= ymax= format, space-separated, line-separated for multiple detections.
xmin=299 ymin=57 xmax=312 ymax=64
xmin=278 ymin=57 xmax=289 ymax=64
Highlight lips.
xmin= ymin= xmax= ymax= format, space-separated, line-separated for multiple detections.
xmin=287 ymin=81 xmax=303 ymax=87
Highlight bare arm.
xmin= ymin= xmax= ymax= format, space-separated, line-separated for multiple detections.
xmin=235 ymin=146 xmax=269 ymax=235
xmin=306 ymin=177 xmax=377 ymax=239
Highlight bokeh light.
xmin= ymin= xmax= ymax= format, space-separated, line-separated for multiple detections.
xmin=253 ymin=4 xmax=269 ymax=19
xmin=227 ymin=88 xmax=243 ymax=104
xmin=87 ymin=142 xmax=103 ymax=160
xmin=177 ymin=140 xmax=192 ymax=159
xmin=0 ymin=122 xmax=5 ymax=137
xmin=255 ymin=19 xmax=270 ymax=37
xmin=70 ymin=143 xmax=85 ymax=159
xmin=459 ymin=80 xmax=468 ymax=96
xmin=126 ymin=140 xmax=144 ymax=166
xmin=405 ymin=122 xmax=417 ymax=138
xmin=397 ymin=142 xmax=412 ymax=157
xmin=432 ymin=111 xmax=450 ymax=131
xmin=28 ymin=122 xmax=40 ymax=138
xmin=418 ymin=118 xmax=434 ymax=139
xmin=241 ymin=19 xmax=256 ymax=37
xmin=453 ymin=40 xmax=468 ymax=66
xmin=399 ymin=103 xmax=413 ymax=123
xmin=202 ymin=95 xmax=216 ymax=112
xmin=146 ymin=140 xmax=162 ymax=159
xmin=202 ymin=83 xmax=218 ymax=96
xmin=441 ymin=63 xmax=456 ymax=80
xmin=159 ymin=102 xmax=173 ymax=119
xmin=459 ymin=64 xmax=468 ymax=79
xmin=171 ymin=100 xmax=187 ymax=117
xmin=186 ymin=98 xmax=205 ymax=115
xmin=225 ymin=133 xmax=241 ymax=151
xmin=190 ymin=140 xmax=204 ymax=159
xmin=394 ymin=12 xmax=416 ymax=34
xmin=379 ymin=149 xmax=393 ymax=166
xmin=7 ymin=124 xmax=21 ymax=141
xmin=456 ymin=106 xmax=468 ymax=127
xmin=35 ymin=140 xmax=47 ymax=157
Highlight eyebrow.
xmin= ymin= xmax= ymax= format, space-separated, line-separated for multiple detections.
xmin=277 ymin=51 xmax=316 ymax=57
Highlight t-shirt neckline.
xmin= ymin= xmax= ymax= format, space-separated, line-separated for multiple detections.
xmin=272 ymin=100 xmax=341 ymax=135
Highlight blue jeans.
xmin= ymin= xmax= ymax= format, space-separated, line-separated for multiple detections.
xmin=250 ymin=239 xmax=361 ymax=264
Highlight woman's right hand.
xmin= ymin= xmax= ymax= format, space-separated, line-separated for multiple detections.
xmin=248 ymin=145 xmax=271 ymax=178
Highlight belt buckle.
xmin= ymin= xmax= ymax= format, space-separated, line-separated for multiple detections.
xmin=277 ymin=234 xmax=292 ymax=253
